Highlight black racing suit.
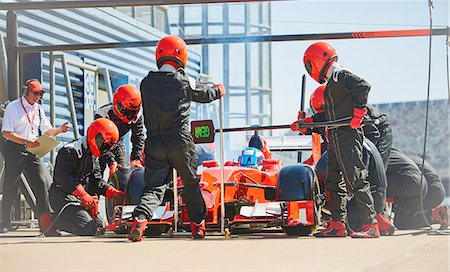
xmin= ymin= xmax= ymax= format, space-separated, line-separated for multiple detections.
xmin=323 ymin=68 xmax=376 ymax=225
xmin=49 ymin=138 xmax=111 ymax=236
xmin=134 ymin=68 xmax=222 ymax=224
xmin=363 ymin=104 xmax=392 ymax=169
xmin=316 ymin=138 xmax=387 ymax=230
xmin=95 ymin=104 xmax=144 ymax=169
xmin=387 ymin=148 xmax=445 ymax=229
xmin=408 ymin=154 xmax=445 ymax=210
xmin=347 ymin=139 xmax=387 ymax=230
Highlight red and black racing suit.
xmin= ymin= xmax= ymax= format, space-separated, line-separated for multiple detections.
xmin=49 ymin=138 xmax=111 ymax=235
xmin=324 ymin=68 xmax=376 ymax=226
xmin=95 ymin=104 xmax=144 ymax=169
xmin=133 ymin=68 xmax=222 ymax=224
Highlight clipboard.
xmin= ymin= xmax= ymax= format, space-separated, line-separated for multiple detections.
xmin=26 ymin=134 xmax=60 ymax=158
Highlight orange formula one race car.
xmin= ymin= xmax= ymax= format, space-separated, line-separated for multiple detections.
xmin=105 ymin=133 xmax=324 ymax=237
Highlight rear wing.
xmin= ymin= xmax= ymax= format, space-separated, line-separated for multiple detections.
xmin=264 ymin=135 xmax=313 ymax=152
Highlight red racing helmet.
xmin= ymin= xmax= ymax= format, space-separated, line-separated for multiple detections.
xmin=310 ymin=84 xmax=326 ymax=114
xmin=155 ymin=36 xmax=188 ymax=69
xmin=303 ymin=42 xmax=338 ymax=84
xmin=113 ymin=84 xmax=142 ymax=124
xmin=87 ymin=118 xmax=119 ymax=158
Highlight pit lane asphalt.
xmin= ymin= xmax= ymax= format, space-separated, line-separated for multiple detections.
xmin=0 ymin=228 xmax=448 ymax=272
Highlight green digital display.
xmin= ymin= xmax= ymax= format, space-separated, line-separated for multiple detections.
xmin=195 ymin=125 xmax=211 ymax=139
xmin=191 ymin=120 xmax=215 ymax=144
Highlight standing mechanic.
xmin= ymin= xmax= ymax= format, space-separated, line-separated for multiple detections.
xmin=1 ymin=79 xmax=69 ymax=234
xmin=95 ymin=84 xmax=145 ymax=176
xmin=48 ymin=118 xmax=124 ymax=236
xmin=129 ymin=35 xmax=226 ymax=242
xmin=301 ymin=42 xmax=379 ymax=238
xmin=292 ymin=85 xmax=393 ymax=235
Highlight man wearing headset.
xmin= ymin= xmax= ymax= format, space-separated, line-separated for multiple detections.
xmin=1 ymin=79 xmax=69 ymax=234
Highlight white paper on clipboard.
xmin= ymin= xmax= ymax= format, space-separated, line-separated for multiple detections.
xmin=26 ymin=135 xmax=60 ymax=158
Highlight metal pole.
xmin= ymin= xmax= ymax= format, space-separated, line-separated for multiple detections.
xmin=49 ymin=52 xmax=56 ymax=164
xmin=244 ymin=3 xmax=251 ymax=126
xmin=59 ymin=54 xmax=80 ymax=139
xmin=0 ymin=0 xmax=282 ymax=10
xmin=6 ymin=10 xmax=19 ymax=100
xmin=267 ymin=2 xmax=273 ymax=128
xmin=0 ymin=35 xmax=8 ymax=102
xmin=173 ymin=168 xmax=178 ymax=233
xmin=297 ymin=74 xmax=306 ymax=162
xmin=222 ymin=3 xmax=230 ymax=153
xmin=215 ymin=118 xmax=379 ymax=133
xmin=98 ymin=68 xmax=113 ymax=102
xmin=16 ymin=28 xmax=450 ymax=53
xmin=94 ymin=65 xmax=99 ymax=111
xmin=201 ymin=4 xmax=209 ymax=76
xmin=219 ymin=97 xmax=225 ymax=234
xmin=446 ymin=35 xmax=450 ymax=99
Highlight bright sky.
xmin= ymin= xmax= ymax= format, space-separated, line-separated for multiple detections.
xmin=270 ymin=0 xmax=449 ymax=125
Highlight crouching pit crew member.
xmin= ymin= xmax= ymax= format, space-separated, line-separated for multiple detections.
xmin=1 ymin=79 xmax=69 ymax=234
xmin=95 ymin=84 xmax=144 ymax=177
xmin=48 ymin=118 xmax=124 ymax=236
xmin=303 ymin=42 xmax=379 ymax=238
xmin=129 ymin=35 xmax=226 ymax=242
xmin=386 ymin=148 xmax=446 ymax=229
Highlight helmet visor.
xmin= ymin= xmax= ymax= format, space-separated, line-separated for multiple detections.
xmin=95 ymin=133 xmax=114 ymax=154
xmin=304 ymin=60 xmax=313 ymax=75
xmin=117 ymin=101 xmax=139 ymax=121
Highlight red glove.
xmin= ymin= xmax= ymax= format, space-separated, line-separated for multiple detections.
xmin=72 ymin=185 xmax=96 ymax=208
xmin=108 ymin=162 xmax=121 ymax=178
xmin=290 ymin=116 xmax=313 ymax=134
xmin=214 ymin=84 xmax=226 ymax=97
xmin=297 ymin=111 xmax=306 ymax=120
xmin=130 ymin=159 xmax=143 ymax=168
xmin=350 ymin=108 xmax=367 ymax=129
xmin=87 ymin=196 xmax=99 ymax=219
xmin=105 ymin=186 xmax=125 ymax=199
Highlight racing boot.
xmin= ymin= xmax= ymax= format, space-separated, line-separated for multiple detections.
xmin=376 ymin=213 xmax=395 ymax=236
xmin=432 ymin=206 xmax=449 ymax=230
xmin=350 ymin=222 xmax=380 ymax=238
xmin=39 ymin=213 xmax=61 ymax=237
xmin=128 ymin=216 xmax=148 ymax=242
xmin=314 ymin=219 xmax=347 ymax=237
xmin=190 ymin=220 xmax=206 ymax=239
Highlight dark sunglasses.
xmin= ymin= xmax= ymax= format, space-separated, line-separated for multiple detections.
xmin=32 ymin=91 xmax=45 ymax=97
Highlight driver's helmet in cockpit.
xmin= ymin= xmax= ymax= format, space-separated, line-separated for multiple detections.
xmin=238 ymin=147 xmax=265 ymax=170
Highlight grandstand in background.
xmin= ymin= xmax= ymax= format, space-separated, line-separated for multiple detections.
xmin=374 ymin=99 xmax=449 ymax=180
xmin=375 ymin=99 xmax=449 ymax=195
